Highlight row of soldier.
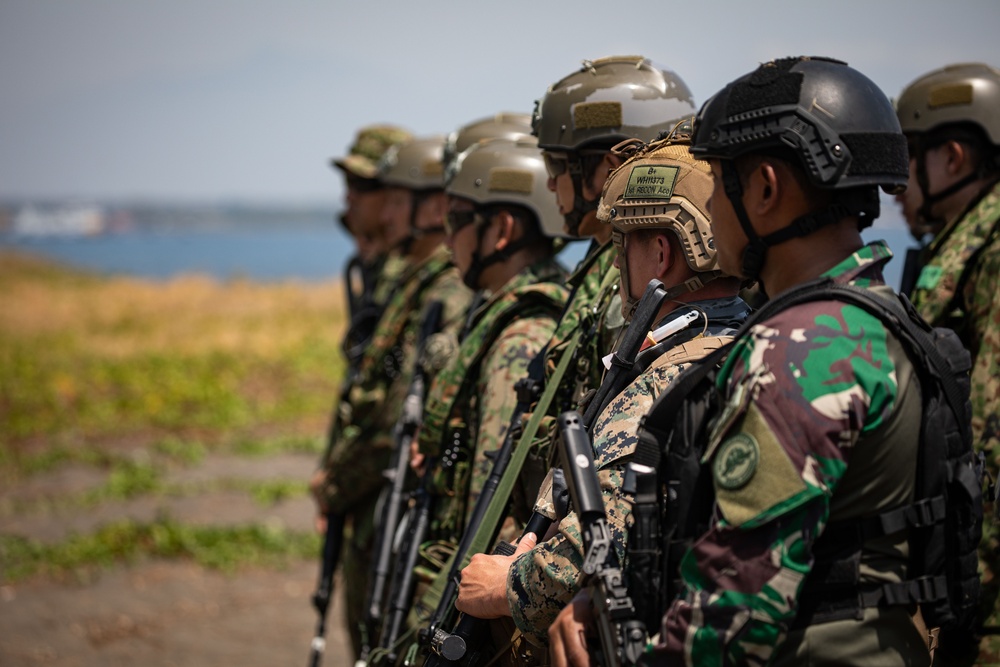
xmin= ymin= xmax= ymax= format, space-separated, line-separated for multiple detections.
xmin=309 ymin=55 xmax=1000 ymax=666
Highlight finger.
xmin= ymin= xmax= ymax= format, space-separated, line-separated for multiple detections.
xmin=513 ymin=532 xmax=538 ymax=557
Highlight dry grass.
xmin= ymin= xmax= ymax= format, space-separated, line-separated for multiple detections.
xmin=0 ymin=250 xmax=348 ymax=469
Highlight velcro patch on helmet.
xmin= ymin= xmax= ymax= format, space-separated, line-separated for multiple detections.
xmin=488 ymin=168 xmax=534 ymax=194
xmin=929 ymin=83 xmax=975 ymax=108
xmin=574 ymin=101 xmax=622 ymax=130
xmin=624 ymin=164 xmax=679 ymax=199
xmin=421 ymin=159 xmax=444 ymax=177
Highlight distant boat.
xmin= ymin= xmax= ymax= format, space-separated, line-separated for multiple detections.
xmin=12 ymin=204 xmax=106 ymax=237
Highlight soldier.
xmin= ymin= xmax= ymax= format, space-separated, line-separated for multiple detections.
xmin=516 ymin=54 xmax=699 ymax=516
xmin=415 ymin=135 xmax=569 ymax=562
xmin=330 ymin=124 xmax=412 ymax=377
xmin=311 ymin=135 xmax=473 ymax=659
xmin=551 ymin=56 xmax=938 ymax=666
xmin=895 ymin=63 xmax=1000 ymax=651
xmin=455 ymin=133 xmax=750 ymax=654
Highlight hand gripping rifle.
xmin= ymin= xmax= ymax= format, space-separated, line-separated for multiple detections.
xmin=423 ymin=279 xmax=668 ymax=666
xmin=558 ymin=411 xmax=647 ymax=667
xmin=419 ymin=351 xmax=546 ymax=661
xmin=359 ymin=300 xmax=445 ymax=662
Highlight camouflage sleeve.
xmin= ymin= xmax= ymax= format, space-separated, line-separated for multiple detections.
xmin=506 ymin=362 xmax=682 ymax=644
xmin=651 ymin=304 xmax=900 ymax=666
xmin=469 ymin=314 xmax=556 ymax=510
xmin=966 ymin=241 xmax=1000 ymax=458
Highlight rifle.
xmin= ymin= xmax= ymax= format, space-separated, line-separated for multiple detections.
xmin=359 ymin=300 xmax=445 ymax=660
xmin=419 ymin=353 xmax=545 ymax=657
xmin=558 ymin=411 xmax=647 ymax=667
xmin=308 ymin=511 xmax=347 ymax=667
xmin=342 ymin=254 xmax=383 ymax=373
xmin=308 ymin=255 xmax=382 ymax=667
xmin=376 ymin=454 xmax=438 ymax=665
xmin=423 ymin=279 xmax=669 ymax=666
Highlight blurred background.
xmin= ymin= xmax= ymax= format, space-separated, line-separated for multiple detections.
xmin=1 ymin=2 xmax=998 ymax=666
xmin=2 ymin=0 xmax=998 ymax=286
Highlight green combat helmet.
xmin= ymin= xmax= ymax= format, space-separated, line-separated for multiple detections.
xmin=598 ymin=129 xmax=720 ymax=318
xmin=332 ymin=123 xmax=412 ymax=180
xmin=443 ymin=112 xmax=533 ymax=178
xmin=532 ymin=55 xmax=697 ymax=235
xmin=446 ymin=136 xmax=566 ymax=288
xmin=690 ymin=56 xmax=909 ymax=280
xmin=896 ymin=62 xmax=1000 ymax=223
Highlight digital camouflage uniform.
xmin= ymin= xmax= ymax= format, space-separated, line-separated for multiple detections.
xmin=650 ymin=242 xmax=931 ymax=666
xmin=507 ymin=300 xmax=747 ymax=646
xmin=321 ymin=245 xmax=472 ymax=656
xmin=910 ymin=182 xmax=1000 ymax=641
xmin=418 ymin=258 xmax=568 ymax=544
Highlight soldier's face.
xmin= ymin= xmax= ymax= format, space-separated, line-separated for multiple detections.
xmin=445 ymin=197 xmax=480 ymax=281
xmin=707 ymin=160 xmax=748 ymax=279
xmin=344 ymin=177 xmax=387 ymax=255
xmin=895 ymin=141 xmax=951 ymax=239
xmin=380 ymin=186 xmax=414 ymax=250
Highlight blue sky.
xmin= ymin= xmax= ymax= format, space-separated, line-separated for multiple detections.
xmin=1 ymin=0 xmax=998 ymax=215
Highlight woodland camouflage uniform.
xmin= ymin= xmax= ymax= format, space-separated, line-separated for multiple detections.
xmin=320 ymin=245 xmax=472 ymax=656
xmin=418 ymin=257 xmax=568 ymax=551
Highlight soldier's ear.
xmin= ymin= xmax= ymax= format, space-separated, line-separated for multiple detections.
xmin=493 ymin=210 xmax=517 ymax=252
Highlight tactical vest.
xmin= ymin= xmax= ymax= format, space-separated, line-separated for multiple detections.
xmin=632 ymin=279 xmax=983 ymax=660
xmin=421 ymin=279 xmax=567 ymax=540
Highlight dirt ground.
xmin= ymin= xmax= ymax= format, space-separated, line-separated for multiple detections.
xmin=0 ymin=453 xmax=355 ymax=667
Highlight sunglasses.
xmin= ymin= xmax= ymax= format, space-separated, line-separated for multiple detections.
xmin=345 ymin=176 xmax=383 ymax=194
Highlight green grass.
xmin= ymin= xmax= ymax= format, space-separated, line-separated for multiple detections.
xmin=0 ymin=251 xmax=344 ymax=578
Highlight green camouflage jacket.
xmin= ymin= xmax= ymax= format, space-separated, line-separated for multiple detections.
xmin=652 ymin=242 xmax=928 ymax=666
xmin=501 ymin=241 xmax=623 ymax=523
xmin=910 ymin=180 xmax=1000 ymax=470
xmin=322 ymin=245 xmax=472 ymax=514
xmin=418 ymin=258 xmax=568 ymax=540
xmin=507 ymin=299 xmax=748 ymax=645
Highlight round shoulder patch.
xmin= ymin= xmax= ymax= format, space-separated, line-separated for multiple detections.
xmin=713 ymin=433 xmax=760 ymax=490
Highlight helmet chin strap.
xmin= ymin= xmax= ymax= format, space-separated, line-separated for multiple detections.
xmin=721 ymin=161 xmax=768 ymax=281
xmin=460 ymin=210 xmax=539 ymax=290
xmin=389 ymin=190 xmax=446 ymax=255
xmin=719 ymin=160 xmax=879 ymax=284
xmin=915 ymin=150 xmax=981 ymax=228
xmin=562 ymin=154 xmax=600 ymax=237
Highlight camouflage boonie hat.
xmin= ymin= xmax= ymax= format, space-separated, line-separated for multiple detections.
xmin=598 ymin=127 xmax=717 ymax=273
xmin=331 ymin=124 xmax=413 ymax=179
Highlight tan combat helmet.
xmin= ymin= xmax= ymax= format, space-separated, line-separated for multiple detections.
xmin=331 ymin=124 xmax=412 ymax=180
xmin=443 ymin=112 xmax=534 ymax=177
xmin=896 ymin=63 xmax=1000 ymax=146
xmin=532 ymin=55 xmax=697 ymax=151
xmin=599 ymin=127 xmax=719 ymax=317
xmin=447 ymin=136 xmax=565 ymax=238
xmin=896 ymin=63 xmax=1000 ymax=224
xmin=378 ymin=135 xmax=448 ymax=191
xmin=446 ymin=136 xmax=566 ymax=288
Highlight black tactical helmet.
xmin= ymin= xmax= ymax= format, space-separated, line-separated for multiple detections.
xmin=691 ymin=56 xmax=909 ymax=194
xmin=690 ymin=57 xmax=909 ymax=280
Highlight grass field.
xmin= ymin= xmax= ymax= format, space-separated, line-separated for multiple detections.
xmin=0 ymin=249 xmax=347 ymax=581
